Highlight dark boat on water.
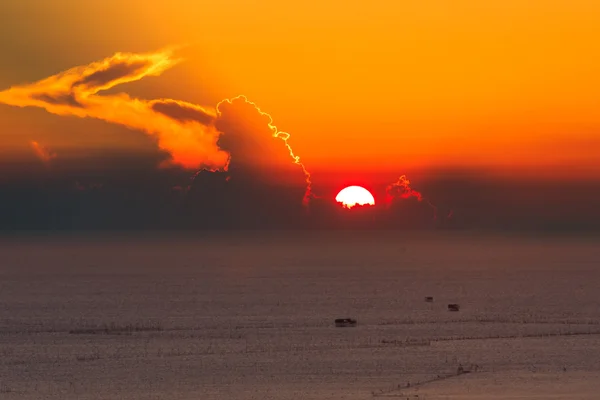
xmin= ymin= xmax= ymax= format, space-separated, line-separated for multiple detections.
xmin=335 ymin=318 xmax=357 ymax=327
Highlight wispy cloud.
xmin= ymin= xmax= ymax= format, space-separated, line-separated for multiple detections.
xmin=0 ymin=49 xmax=227 ymax=170
xmin=29 ymin=140 xmax=56 ymax=163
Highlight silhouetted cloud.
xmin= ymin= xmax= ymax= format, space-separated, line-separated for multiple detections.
xmin=31 ymin=93 xmax=83 ymax=108
xmin=216 ymin=96 xmax=312 ymax=205
xmin=178 ymin=96 xmax=312 ymax=227
xmin=150 ymin=100 xmax=215 ymax=125
xmin=73 ymin=60 xmax=150 ymax=90
xmin=0 ymin=157 xmax=599 ymax=231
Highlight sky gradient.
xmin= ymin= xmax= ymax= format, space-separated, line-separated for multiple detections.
xmin=1 ymin=0 xmax=599 ymax=230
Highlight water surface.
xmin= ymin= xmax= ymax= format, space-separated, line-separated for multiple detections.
xmin=1 ymin=232 xmax=598 ymax=399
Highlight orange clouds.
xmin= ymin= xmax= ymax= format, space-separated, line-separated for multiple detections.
xmin=0 ymin=49 xmax=313 ymax=205
xmin=0 ymin=49 xmax=228 ymax=171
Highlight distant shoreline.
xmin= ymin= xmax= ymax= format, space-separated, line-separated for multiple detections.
xmin=1 ymin=228 xmax=599 ymax=242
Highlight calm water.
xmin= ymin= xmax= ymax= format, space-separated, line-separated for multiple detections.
xmin=0 ymin=232 xmax=599 ymax=399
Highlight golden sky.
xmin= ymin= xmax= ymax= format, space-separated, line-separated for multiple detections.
xmin=1 ymin=0 xmax=599 ymax=178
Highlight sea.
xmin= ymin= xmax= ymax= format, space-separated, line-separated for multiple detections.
xmin=1 ymin=231 xmax=599 ymax=399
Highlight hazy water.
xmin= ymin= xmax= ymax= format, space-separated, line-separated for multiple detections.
xmin=0 ymin=232 xmax=599 ymax=399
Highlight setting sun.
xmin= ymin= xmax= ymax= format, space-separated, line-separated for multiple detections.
xmin=335 ymin=186 xmax=375 ymax=209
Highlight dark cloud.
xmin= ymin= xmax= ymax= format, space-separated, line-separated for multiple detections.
xmin=73 ymin=60 xmax=150 ymax=90
xmin=150 ymin=100 xmax=214 ymax=125
xmin=2 ymin=158 xmax=600 ymax=231
xmin=306 ymin=174 xmax=600 ymax=232
xmin=0 ymin=151 xmax=190 ymax=231
xmin=0 ymin=95 xmax=314 ymax=230
xmin=215 ymin=97 xmax=310 ymax=192
xmin=179 ymin=98 xmax=310 ymax=228
xmin=31 ymin=93 xmax=83 ymax=108
xmin=216 ymin=98 xmax=291 ymax=173
xmin=0 ymin=50 xmax=312 ymax=229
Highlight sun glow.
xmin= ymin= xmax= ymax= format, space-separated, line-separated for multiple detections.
xmin=335 ymin=186 xmax=375 ymax=209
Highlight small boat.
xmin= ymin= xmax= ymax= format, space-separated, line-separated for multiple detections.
xmin=424 ymin=296 xmax=434 ymax=302
xmin=335 ymin=318 xmax=357 ymax=327
xmin=447 ymin=304 xmax=460 ymax=312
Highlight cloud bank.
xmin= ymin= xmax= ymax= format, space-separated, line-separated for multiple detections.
xmin=0 ymin=49 xmax=312 ymax=205
xmin=0 ymin=48 xmax=448 ymax=229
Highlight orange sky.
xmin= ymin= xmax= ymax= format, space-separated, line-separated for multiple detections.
xmin=1 ymin=0 xmax=599 ymax=178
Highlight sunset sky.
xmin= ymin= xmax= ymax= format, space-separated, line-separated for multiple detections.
xmin=1 ymin=1 xmax=599 ymax=230
xmin=2 ymin=0 xmax=599 ymax=174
